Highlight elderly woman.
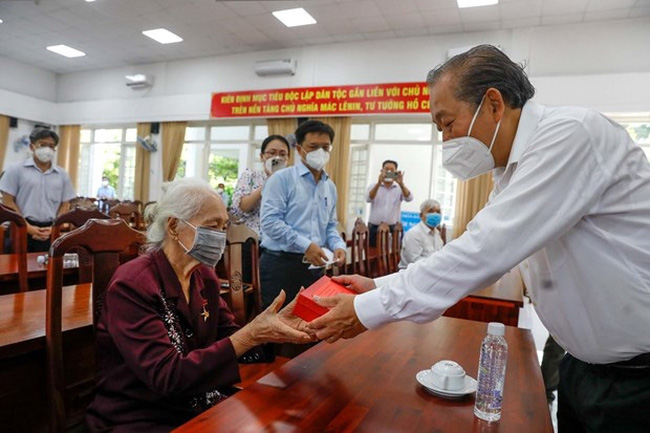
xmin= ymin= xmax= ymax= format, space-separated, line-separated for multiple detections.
xmin=86 ymin=178 xmax=313 ymax=432
xmin=398 ymin=198 xmax=445 ymax=269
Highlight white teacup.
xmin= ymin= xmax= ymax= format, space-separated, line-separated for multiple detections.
xmin=430 ymin=360 xmax=466 ymax=391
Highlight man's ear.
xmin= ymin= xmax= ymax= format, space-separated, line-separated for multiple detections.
xmin=485 ymin=87 xmax=505 ymax=122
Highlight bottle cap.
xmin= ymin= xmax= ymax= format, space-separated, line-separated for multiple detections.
xmin=487 ymin=322 xmax=505 ymax=336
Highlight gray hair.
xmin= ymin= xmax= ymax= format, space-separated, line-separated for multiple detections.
xmin=426 ymin=44 xmax=535 ymax=110
xmin=420 ymin=199 xmax=441 ymax=214
xmin=145 ymin=177 xmax=220 ymax=251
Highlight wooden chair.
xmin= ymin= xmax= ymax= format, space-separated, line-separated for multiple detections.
xmin=390 ymin=222 xmax=404 ymax=273
xmin=45 ymin=219 xmax=146 ymax=432
xmin=375 ymin=222 xmax=391 ymax=277
xmin=350 ymin=218 xmax=371 ymax=277
xmin=220 ymin=224 xmax=262 ymax=327
xmin=51 ymin=208 xmax=111 ymax=240
xmin=70 ymin=197 xmax=97 ymax=210
xmin=0 ymin=204 xmax=29 ymax=292
xmin=109 ymin=202 xmax=143 ymax=230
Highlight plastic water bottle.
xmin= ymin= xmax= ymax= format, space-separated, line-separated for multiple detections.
xmin=474 ymin=322 xmax=508 ymax=422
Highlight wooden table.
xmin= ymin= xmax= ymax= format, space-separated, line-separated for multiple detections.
xmin=0 ymin=284 xmax=94 ymax=432
xmin=444 ymin=268 xmax=525 ymax=327
xmin=0 ymin=252 xmax=79 ymax=294
xmin=174 ymin=317 xmax=552 ymax=433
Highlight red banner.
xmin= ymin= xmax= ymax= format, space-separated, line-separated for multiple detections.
xmin=210 ymin=82 xmax=430 ymax=118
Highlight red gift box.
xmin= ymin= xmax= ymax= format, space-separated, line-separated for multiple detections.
xmin=292 ymin=276 xmax=355 ymax=322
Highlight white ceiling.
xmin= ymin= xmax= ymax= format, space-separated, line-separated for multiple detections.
xmin=0 ymin=0 xmax=648 ymax=74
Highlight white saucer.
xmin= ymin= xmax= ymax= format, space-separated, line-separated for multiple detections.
xmin=416 ymin=369 xmax=477 ymax=398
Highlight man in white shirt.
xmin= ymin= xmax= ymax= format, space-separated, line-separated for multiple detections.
xmin=0 ymin=128 xmax=76 ymax=252
xmin=398 ymin=199 xmax=444 ymax=269
xmin=365 ymin=160 xmax=413 ymax=246
xmin=307 ymin=45 xmax=650 ymax=432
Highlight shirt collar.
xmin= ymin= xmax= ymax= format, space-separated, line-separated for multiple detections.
xmin=504 ymin=100 xmax=545 ymax=169
xmin=23 ymin=157 xmax=60 ymax=173
xmin=381 ymin=182 xmax=399 ymax=190
xmin=297 ymin=158 xmax=328 ymax=181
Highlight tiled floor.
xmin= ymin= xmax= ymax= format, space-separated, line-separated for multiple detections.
xmin=518 ymin=297 xmax=558 ymax=432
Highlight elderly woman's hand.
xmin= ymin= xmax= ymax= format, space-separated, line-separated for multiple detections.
xmin=229 ymin=290 xmax=316 ymax=355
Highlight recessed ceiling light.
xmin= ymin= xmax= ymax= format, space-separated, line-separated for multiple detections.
xmin=142 ymin=28 xmax=183 ymax=44
xmin=0 ymin=19 xmax=4 ymax=24
xmin=272 ymin=8 xmax=317 ymax=28
xmin=457 ymin=0 xmax=499 ymax=8
xmin=85 ymin=0 xmax=96 ymax=2
xmin=46 ymin=45 xmax=86 ymax=58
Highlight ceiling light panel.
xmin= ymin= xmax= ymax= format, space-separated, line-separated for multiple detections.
xmin=272 ymin=8 xmax=317 ymax=27
xmin=142 ymin=28 xmax=183 ymax=44
xmin=46 ymin=44 xmax=86 ymax=58
xmin=457 ymin=0 xmax=499 ymax=8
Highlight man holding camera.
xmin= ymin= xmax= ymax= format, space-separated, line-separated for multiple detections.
xmin=365 ymin=160 xmax=413 ymax=247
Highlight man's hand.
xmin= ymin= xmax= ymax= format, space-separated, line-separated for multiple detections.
xmin=307 ymin=294 xmax=367 ymax=343
xmin=304 ymin=242 xmax=328 ymax=267
xmin=27 ymin=223 xmax=50 ymax=241
xmin=377 ymin=170 xmax=386 ymax=185
xmin=396 ymin=170 xmax=405 ymax=186
xmin=332 ymin=274 xmax=376 ymax=294
xmin=333 ymin=248 xmax=346 ymax=266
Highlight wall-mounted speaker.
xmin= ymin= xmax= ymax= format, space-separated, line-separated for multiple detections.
xmin=9 ymin=117 xmax=18 ymax=128
xmin=151 ymin=122 xmax=160 ymax=134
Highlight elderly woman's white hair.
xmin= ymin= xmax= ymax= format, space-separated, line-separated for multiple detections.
xmin=419 ymin=198 xmax=441 ymax=214
xmin=145 ymin=177 xmax=221 ymax=251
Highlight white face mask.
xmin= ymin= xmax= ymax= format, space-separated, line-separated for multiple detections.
xmin=34 ymin=146 xmax=55 ymax=164
xmin=304 ymin=148 xmax=330 ymax=171
xmin=442 ymin=95 xmax=501 ymax=181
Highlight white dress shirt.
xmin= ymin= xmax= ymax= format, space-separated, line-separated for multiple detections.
xmin=366 ymin=182 xmax=413 ymax=225
xmin=398 ymin=221 xmax=444 ymax=269
xmin=354 ymin=100 xmax=650 ymax=364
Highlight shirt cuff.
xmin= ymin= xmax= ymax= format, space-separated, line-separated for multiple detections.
xmin=374 ymin=273 xmax=396 ymax=288
xmin=354 ymin=288 xmax=393 ymax=330
xmin=295 ymin=235 xmax=312 ymax=253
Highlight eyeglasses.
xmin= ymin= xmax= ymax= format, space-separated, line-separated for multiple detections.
xmin=34 ymin=141 xmax=57 ymax=150
xmin=264 ymin=151 xmax=289 ymax=158
xmin=302 ymin=143 xmax=332 ymax=152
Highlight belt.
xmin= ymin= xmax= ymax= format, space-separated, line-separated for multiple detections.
xmin=262 ymin=249 xmax=305 ymax=260
xmin=607 ymin=353 xmax=650 ymax=369
xmin=25 ymin=218 xmax=53 ymax=228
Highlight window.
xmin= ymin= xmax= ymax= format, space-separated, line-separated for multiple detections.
xmin=348 ymin=120 xmax=456 ymax=233
xmin=78 ymin=127 xmax=136 ymax=200
xmin=175 ymin=122 xmax=268 ymax=206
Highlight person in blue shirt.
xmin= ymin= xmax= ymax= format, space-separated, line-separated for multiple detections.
xmin=259 ymin=120 xmax=346 ymax=308
xmin=97 ymin=176 xmax=116 ymax=200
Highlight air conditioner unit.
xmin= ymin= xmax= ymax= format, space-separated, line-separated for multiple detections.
xmin=254 ymin=59 xmax=297 ymax=76
xmin=125 ymin=74 xmax=153 ymax=89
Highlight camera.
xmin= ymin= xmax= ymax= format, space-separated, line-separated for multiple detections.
xmin=384 ymin=171 xmax=398 ymax=179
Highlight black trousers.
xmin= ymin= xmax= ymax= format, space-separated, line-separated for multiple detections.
xmin=368 ymin=223 xmax=395 ymax=247
xmin=558 ymin=353 xmax=650 ymax=432
xmin=541 ymin=334 xmax=565 ymax=403
xmin=25 ymin=218 xmax=52 ymax=253
xmin=259 ymin=250 xmax=324 ymax=309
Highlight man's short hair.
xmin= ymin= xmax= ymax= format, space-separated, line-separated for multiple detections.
xmin=382 ymin=160 xmax=398 ymax=169
xmin=29 ymin=128 xmax=59 ymax=145
xmin=295 ymin=120 xmax=335 ymax=144
xmin=426 ymin=44 xmax=535 ymax=110
xmin=420 ymin=199 xmax=441 ymax=214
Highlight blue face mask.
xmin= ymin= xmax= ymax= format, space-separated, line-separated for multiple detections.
xmin=425 ymin=212 xmax=441 ymax=228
